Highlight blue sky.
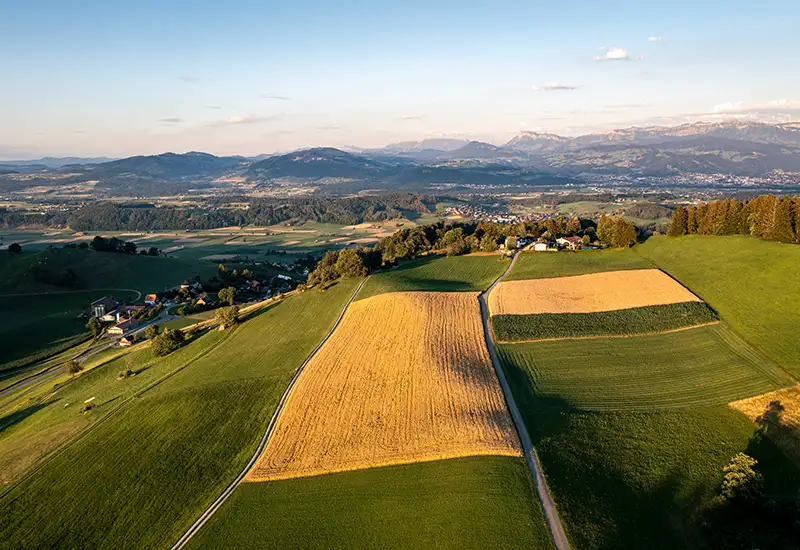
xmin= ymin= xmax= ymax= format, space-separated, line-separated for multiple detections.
xmin=2 ymin=0 xmax=799 ymax=158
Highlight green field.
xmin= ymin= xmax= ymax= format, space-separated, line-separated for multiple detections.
xmin=187 ymin=456 xmax=554 ymax=549
xmin=499 ymin=324 xmax=792 ymax=411
xmin=0 ymin=280 xmax=360 ymax=549
xmin=358 ymin=254 xmax=509 ymax=299
xmin=499 ymin=235 xmax=800 ymax=548
xmin=508 ymin=248 xmax=652 ymax=280
xmin=525 ymin=406 xmax=800 ymax=550
xmin=491 ymin=302 xmax=717 ymax=342
xmin=637 ymin=235 xmax=800 ymax=378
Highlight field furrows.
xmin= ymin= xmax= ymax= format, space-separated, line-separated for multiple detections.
xmin=499 ymin=325 xmax=787 ymax=411
xmin=247 ymin=291 xmax=521 ymax=481
xmin=490 ymin=269 xmax=701 ymax=315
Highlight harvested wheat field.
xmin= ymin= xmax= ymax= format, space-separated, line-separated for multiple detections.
xmin=247 ymin=292 xmax=521 ymax=482
xmin=730 ymin=385 xmax=800 ymax=463
xmin=489 ymin=268 xmax=701 ymax=315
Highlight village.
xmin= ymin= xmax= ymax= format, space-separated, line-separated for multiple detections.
xmin=87 ymin=267 xmax=299 ymax=347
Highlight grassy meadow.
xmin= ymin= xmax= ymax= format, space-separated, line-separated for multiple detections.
xmin=637 ymin=235 xmax=800 ymax=379
xmin=188 ymin=456 xmax=554 ymax=549
xmin=491 ymin=301 xmax=716 ymax=342
xmin=358 ymin=254 xmax=509 ymax=299
xmin=0 ymin=279 xmax=360 ymax=549
xmin=499 ymin=324 xmax=792 ymax=411
xmin=498 ymin=235 xmax=800 ymax=548
xmin=508 ymin=248 xmax=653 ymax=280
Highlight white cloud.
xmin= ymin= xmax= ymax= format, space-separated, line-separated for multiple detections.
xmin=594 ymin=47 xmax=637 ymax=62
xmin=401 ymin=114 xmax=425 ymax=120
xmin=260 ymin=94 xmax=291 ymax=100
xmin=159 ymin=117 xmax=183 ymax=125
xmin=531 ymin=82 xmax=580 ymax=92
xmin=206 ymin=115 xmax=281 ymax=127
xmin=647 ymin=36 xmax=664 ymax=42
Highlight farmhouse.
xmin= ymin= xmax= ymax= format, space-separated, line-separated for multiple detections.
xmin=118 ymin=336 xmax=135 ymax=347
xmin=533 ymin=241 xmax=554 ymax=252
xmin=107 ymin=318 xmax=141 ymax=336
xmin=144 ymin=293 xmax=158 ymax=306
xmin=557 ymin=236 xmax=583 ymax=250
xmin=90 ymin=296 xmax=119 ymax=318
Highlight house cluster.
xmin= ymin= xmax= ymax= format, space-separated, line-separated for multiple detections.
xmin=532 ymin=236 xmax=590 ymax=252
xmin=89 ymin=295 xmax=159 ymax=344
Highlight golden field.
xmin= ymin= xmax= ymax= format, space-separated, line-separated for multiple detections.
xmin=247 ymin=292 xmax=521 ymax=482
xmin=489 ymin=268 xmax=701 ymax=315
xmin=730 ymin=385 xmax=800 ymax=464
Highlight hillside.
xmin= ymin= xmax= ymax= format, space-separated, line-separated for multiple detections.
xmin=247 ymin=147 xmax=392 ymax=180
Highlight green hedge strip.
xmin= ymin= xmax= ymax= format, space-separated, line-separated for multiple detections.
xmin=492 ymin=301 xmax=717 ymax=341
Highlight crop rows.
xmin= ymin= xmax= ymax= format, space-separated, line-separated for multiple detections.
xmin=248 ymin=291 xmax=520 ymax=481
xmin=492 ymin=301 xmax=717 ymax=342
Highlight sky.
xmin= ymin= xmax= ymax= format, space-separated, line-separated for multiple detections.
xmin=1 ymin=0 xmax=799 ymax=159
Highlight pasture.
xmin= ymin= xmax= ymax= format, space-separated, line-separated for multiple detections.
xmin=524 ymin=406 xmax=800 ymax=550
xmin=637 ymin=235 xmax=800 ymax=378
xmin=489 ymin=269 xmax=701 ymax=315
xmin=491 ymin=301 xmax=717 ymax=342
xmin=358 ymin=254 xmax=508 ymax=299
xmin=248 ymin=291 xmax=520 ymax=482
xmin=508 ymin=248 xmax=652 ymax=280
xmin=499 ymin=324 xmax=792 ymax=411
xmin=190 ymin=457 xmax=554 ymax=549
xmin=0 ymin=280 xmax=360 ymax=549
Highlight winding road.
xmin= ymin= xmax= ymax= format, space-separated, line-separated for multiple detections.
xmin=170 ymin=276 xmax=370 ymax=550
xmin=479 ymin=252 xmax=570 ymax=550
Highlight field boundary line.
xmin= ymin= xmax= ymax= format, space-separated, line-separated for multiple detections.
xmin=495 ymin=320 xmax=721 ymax=345
xmin=479 ymin=252 xmax=570 ymax=550
xmin=0 ymin=324 xmax=239 ymax=501
xmin=170 ymin=276 xmax=370 ymax=550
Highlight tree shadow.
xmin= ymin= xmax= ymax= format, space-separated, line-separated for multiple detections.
xmin=0 ymin=399 xmax=56 ymax=433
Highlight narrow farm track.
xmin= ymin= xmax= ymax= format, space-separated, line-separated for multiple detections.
xmin=171 ymin=277 xmax=370 ymax=550
xmin=479 ymin=253 xmax=570 ymax=550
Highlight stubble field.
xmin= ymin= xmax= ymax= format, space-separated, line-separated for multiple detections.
xmin=247 ymin=291 xmax=521 ymax=482
xmin=489 ymin=269 xmax=701 ymax=315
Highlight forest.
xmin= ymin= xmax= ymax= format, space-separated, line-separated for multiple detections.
xmin=668 ymin=195 xmax=800 ymax=243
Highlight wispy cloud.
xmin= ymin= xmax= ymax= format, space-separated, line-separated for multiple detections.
xmin=401 ymin=114 xmax=425 ymax=120
xmin=179 ymin=76 xmax=200 ymax=83
xmin=594 ymin=47 xmax=639 ymax=62
xmin=260 ymin=94 xmax=291 ymax=101
xmin=647 ymin=36 xmax=664 ymax=43
xmin=159 ymin=117 xmax=183 ymax=125
xmin=712 ymin=99 xmax=800 ymax=114
xmin=206 ymin=114 xmax=281 ymax=127
xmin=531 ymin=82 xmax=580 ymax=92
xmin=605 ymin=103 xmax=654 ymax=109
xmin=317 ymin=124 xmax=342 ymax=131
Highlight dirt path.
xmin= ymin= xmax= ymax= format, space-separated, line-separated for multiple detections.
xmin=479 ymin=252 xmax=570 ymax=550
xmin=170 ymin=277 xmax=370 ymax=550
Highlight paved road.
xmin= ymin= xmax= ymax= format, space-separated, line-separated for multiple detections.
xmin=171 ymin=277 xmax=370 ymax=550
xmin=0 ymin=308 xmax=173 ymax=403
xmin=479 ymin=252 xmax=571 ymax=550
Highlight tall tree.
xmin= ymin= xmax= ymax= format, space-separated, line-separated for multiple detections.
xmin=667 ymin=206 xmax=688 ymax=237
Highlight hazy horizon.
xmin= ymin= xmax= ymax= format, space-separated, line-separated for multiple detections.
xmin=2 ymin=0 xmax=799 ymax=159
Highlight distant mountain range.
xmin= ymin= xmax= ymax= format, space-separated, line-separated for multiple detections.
xmin=2 ymin=121 xmax=799 ymax=195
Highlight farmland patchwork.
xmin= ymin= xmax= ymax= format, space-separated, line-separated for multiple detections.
xmin=247 ymin=291 xmax=521 ymax=482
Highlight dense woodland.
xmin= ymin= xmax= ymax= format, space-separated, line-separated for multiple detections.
xmin=0 ymin=194 xmax=433 ymax=230
xmin=668 ymin=195 xmax=800 ymax=243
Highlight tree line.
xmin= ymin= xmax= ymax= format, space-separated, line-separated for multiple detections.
xmin=668 ymin=195 xmax=800 ymax=243
xmin=0 ymin=194 xmax=434 ymax=231
xmin=308 ymin=216 xmax=638 ymax=286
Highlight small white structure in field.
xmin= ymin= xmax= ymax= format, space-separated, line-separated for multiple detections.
xmin=533 ymin=242 xmax=552 ymax=252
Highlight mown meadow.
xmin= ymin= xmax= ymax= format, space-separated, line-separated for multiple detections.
xmin=188 ymin=456 xmax=554 ymax=549
xmin=0 ymin=279 xmax=360 ymax=549
xmin=358 ymin=253 xmax=508 ymax=299
xmin=500 ymin=236 xmax=800 ymax=548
